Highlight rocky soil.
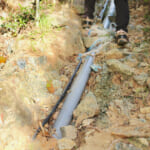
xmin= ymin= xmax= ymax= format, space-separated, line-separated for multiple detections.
xmin=0 ymin=1 xmax=150 ymax=150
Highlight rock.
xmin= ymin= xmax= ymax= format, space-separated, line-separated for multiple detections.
xmin=73 ymin=92 xmax=99 ymax=125
xmin=139 ymin=62 xmax=149 ymax=67
xmin=36 ymin=56 xmax=47 ymax=65
xmin=140 ymin=107 xmax=150 ymax=114
xmin=133 ymin=43 xmax=149 ymax=53
xmin=111 ymin=126 xmax=150 ymax=138
xmin=61 ymin=125 xmax=77 ymax=140
xmin=136 ymin=25 xmax=144 ymax=31
xmin=17 ymin=60 xmax=26 ymax=69
xmin=57 ymin=138 xmax=76 ymax=150
xmin=138 ymin=138 xmax=149 ymax=146
xmin=133 ymin=72 xmax=148 ymax=85
xmin=106 ymin=59 xmax=134 ymax=76
xmin=60 ymin=75 xmax=69 ymax=83
xmin=122 ymin=48 xmax=131 ymax=54
xmin=133 ymin=47 xmax=144 ymax=53
xmin=145 ymin=114 xmax=150 ymax=121
xmin=105 ymin=49 xmax=124 ymax=59
xmin=54 ymin=88 xmax=63 ymax=96
xmin=83 ymin=37 xmax=100 ymax=48
xmin=82 ymin=119 xmax=94 ymax=127
xmin=128 ymin=24 xmax=136 ymax=30
xmin=140 ymin=42 xmax=149 ymax=49
xmin=146 ymin=78 xmax=150 ymax=89
xmin=113 ymin=99 xmax=135 ymax=117
xmin=129 ymin=118 xmax=146 ymax=126
xmin=115 ymin=142 xmax=140 ymax=150
xmin=90 ymin=64 xmax=101 ymax=72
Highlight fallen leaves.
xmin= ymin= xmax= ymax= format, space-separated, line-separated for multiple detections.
xmin=0 ymin=56 xmax=7 ymax=64
xmin=46 ymin=80 xmax=55 ymax=93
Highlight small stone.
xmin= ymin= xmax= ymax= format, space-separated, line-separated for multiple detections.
xmin=17 ymin=60 xmax=26 ymax=69
xmin=136 ymin=25 xmax=144 ymax=31
xmin=139 ymin=62 xmax=149 ymax=67
xmin=106 ymin=59 xmax=134 ymax=76
xmin=57 ymin=138 xmax=76 ymax=150
xmin=36 ymin=56 xmax=47 ymax=65
xmin=54 ymin=88 xmax=63 ymax=96
xmin=122 ymin=48 xmax=130 ymax=54
xmin=52 ymin=80 xmax=62 ymax=90
xmin=105 ymin=49 xmax=124 ymax=59
xmin=138 ymin=138 xmax=149 ymax=146
xmin=140 ymin=107 xmax=150 ymax=114
xmin=115 ymin=142 xmax=122 ymax=150
xmin=133 ymin=47 xmax=144 ymax=53
xmin=133 ymin=72 xmax=148 ymax=85
xmin=61 ymin=125 xmax=77 ymax=140
xmin=85 ymin=129 xmax=95 ymax=140
xmin=82 ymin=119 xmax=94 ymax=127
xmin=129 ymin=118 xmax=146 ymax=126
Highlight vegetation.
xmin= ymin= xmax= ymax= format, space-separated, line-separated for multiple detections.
xmin=0 ymin=4 xmax=34 ymax=36
xmin=0 ymin=1 xmax=56 ymax=36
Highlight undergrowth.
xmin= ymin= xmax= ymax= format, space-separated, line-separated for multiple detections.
xmin=0 ymin=4 xmax=34 ymax=36
xmin=0 ymin=1 xmax=57 ymax=37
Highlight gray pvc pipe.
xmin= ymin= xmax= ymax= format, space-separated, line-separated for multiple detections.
xmin=53 ymin=55 xmax=94 ymax=139
xmin=99 ymin=0 xmax=110 ymax=20
xmin=103 ymin=0 xmax=116 ymax=29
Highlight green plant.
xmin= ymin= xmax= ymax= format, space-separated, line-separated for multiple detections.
xmin=144 ymin=13 xmax=150 ymax=22
xmin=0 ymin=4 xmax=35 ymax=36
xmin=39 ymin=14 xmax=54 ymax=32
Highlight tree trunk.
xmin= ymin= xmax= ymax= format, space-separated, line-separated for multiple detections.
xmin=35 ymin=0 xmax=40 ymax=26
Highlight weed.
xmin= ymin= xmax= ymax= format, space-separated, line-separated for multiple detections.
xmin=0 ymin=4 xmax=34 ymax=36
xmin=39 ymin=14 xmax=54 ymax=32
xmin=143 ymin=27 xmax=150 ymax=41
xmin=30 ymin=40 xmax=37 ymax=52
xmin=144 ymin=13 xmax=150 ymax=22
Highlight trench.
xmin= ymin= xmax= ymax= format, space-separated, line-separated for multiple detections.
xmin=33 ymin=0 xmax=116 ymax=140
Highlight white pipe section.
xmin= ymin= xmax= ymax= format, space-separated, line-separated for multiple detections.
xmin=53 ymin=55 xmax=94 ymax=139
xmin=103 ymin=0 xmax=116 ymax=29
